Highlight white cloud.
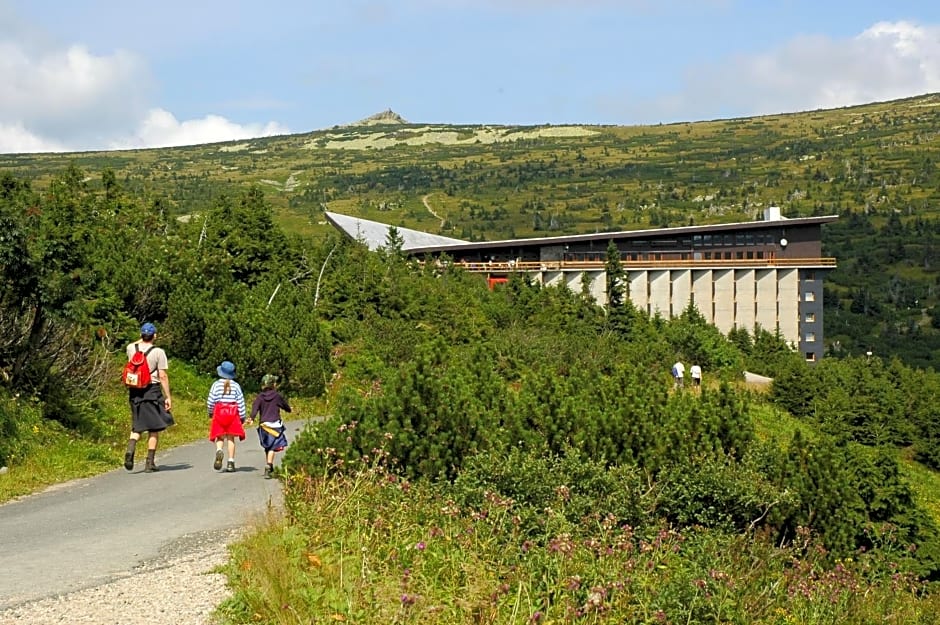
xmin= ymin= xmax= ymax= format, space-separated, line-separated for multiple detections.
xmin=731 ymin=21 xmax=940 ymax=113
xmin=108 ymin=109 xmax=290 ymax=150
xmin=0 ymin=41 xmax=151 ymax=150
xmin=0 ymin=28 xmax=290 ymax=153
xmin=0 ymin=122 xmax=66 ymax=153
xmin=626 ymin=20 xmax=940 ymax=123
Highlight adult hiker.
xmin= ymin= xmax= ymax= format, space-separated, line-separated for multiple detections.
xmin=124 ymin=322 xmax=173 ymax=472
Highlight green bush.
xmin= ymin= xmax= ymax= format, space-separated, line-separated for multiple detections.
xmin=451 ymin=446 xmax=652 ymax=537
xmin=761 ymin=431 xmax=940 ymax=577
xmin=656 ymin=451 xmax=792 ymax=531
xmin=284 ymin=339 xmax=511 ymax=481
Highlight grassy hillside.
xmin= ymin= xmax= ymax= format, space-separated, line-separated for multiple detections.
xmin=3 ymin=93 xmax=940 ymax=365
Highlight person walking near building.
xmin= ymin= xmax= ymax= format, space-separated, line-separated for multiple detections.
xmin=690 ymin=363 xmax=702 ymax=388
xmin=671 ymin=360 xmax=685 ymax=389
xmin=248 ymin=374 xmax=292 ymax=478
xmin=207 ymin=360 xmax=247 ymax=473
xmin=124 ymin=322 xmax=173 ymax=473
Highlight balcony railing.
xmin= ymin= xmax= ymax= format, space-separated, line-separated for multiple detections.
xmin=454 ymin=258 xmax=837 ymax=272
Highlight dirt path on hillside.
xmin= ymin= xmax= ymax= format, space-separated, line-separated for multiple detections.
xmin=422 ymin=193 xmax=446 ymax=229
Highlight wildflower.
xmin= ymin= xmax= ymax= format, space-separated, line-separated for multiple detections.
xmin=530 ymin=611 xmax=543 ymax=622
xmin=415 ymin=541 xmax=426 ymax=551
xmin=548 ymin=534 xmax=575 ymax=555
xmin=582 ymin=586 xmax=607 ymax=612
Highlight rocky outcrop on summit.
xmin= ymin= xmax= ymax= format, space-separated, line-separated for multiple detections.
xmin=353 ymin=109 xmax=409 ymax=125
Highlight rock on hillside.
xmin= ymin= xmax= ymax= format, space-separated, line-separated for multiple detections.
xmin=352 ymin=109 xmax=409 ymax=126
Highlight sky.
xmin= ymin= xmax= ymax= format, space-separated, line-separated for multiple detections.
xmin=2 ymin=0 xmax=939 ymax=154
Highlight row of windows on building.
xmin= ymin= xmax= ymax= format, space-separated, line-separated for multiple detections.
xmin=599 ymin=232 xmax=781 ymax=249
xmin=564 ymin=250 xmax=774 ymax=262
xmin=692 ymin=232 xmax=779 ymax=247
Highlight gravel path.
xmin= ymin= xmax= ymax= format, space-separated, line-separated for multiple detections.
xmin=0 ymin=527 xmax=242 ymax=625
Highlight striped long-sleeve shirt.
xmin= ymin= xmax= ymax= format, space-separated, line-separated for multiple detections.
xmin=207 ymin=378 xmax=247 ymax=421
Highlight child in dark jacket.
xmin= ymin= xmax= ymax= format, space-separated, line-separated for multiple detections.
xmin=248 ymin=374 xmax=292 ymax=478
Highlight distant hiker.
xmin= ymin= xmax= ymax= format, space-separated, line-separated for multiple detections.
xmin=207 ymin=361 xmax=247 ymax=473
xmin=124 ymin=322 xmax=173 ymax=473
xmin=248 ymin=374 xmax=292 ymax=478
xmin=690 ymin=363 xmax=702 ymax=387
xmin=671 ymin=360 xmax=685 ymax=389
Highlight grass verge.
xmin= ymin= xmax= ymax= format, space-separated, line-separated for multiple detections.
xmin=215 ymin=466 xmax=940 ymax=625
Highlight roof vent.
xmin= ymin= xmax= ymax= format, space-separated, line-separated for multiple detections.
xmin=763 ymin=206 xmax=784 ymax=221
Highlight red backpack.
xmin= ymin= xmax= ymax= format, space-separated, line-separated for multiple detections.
xmin=122 ymin=345 xmax=155 ymax=388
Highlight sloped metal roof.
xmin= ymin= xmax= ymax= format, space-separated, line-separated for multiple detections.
xmin=324 ymin=210 xmax=838 ymax=255
xmin=324 ymin=211 xmax=468 ymax=251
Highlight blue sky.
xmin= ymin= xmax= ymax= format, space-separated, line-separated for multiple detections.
xmin=2 ymin=0 xmax=939 ymax=153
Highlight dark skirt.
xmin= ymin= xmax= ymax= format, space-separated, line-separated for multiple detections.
xmin=257 ymin=423 xmax=288 ymax=452
xmin=129 ymin=384 xmax=173 ymax=433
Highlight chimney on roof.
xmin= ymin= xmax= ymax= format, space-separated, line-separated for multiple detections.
xmin=763 ymin=205 xmax=784 ymax=221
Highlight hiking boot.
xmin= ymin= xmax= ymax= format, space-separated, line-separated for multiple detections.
xmin=144 ymin=460 xmax=159 ymax=473
xmin=124 ymin=452 xmax=134 ymax=471
xmin=225 ymin=460 xmax=236 ymax=473
xmin=264 ymin=464 xmax=274 ymax=479
xmin=213 ymin=449 xmax=224 ymax=471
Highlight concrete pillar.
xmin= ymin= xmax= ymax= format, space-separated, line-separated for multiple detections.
xmin=628 ymin=270 xmax=649 ymax=314
xmin=755 ymin=269 xmax=777 ymax=332
xmin=735 ymin=269 xmax=756 ymax=331
xmin=544 ymin=270 xmax=564 ymax=288
xmin=649 ymin=270 xmax=670 ymax=317
xmin=671 ymin=269 xmax=692 ymax=317
xmin=589 ymin=270 xmax=607 ymax=303
xmin=713 ymin=269 xmax=735 ymax=334
xmin=565 ymin=271 xmax=583 ymax=294
xmin=778 ymin=269 xmax=799 ymax=347
xmin=692 ymin=269 xmax=713 ymax=322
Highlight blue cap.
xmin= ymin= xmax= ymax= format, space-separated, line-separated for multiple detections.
xmin=141 ymin=322 xmax=157 ymax=336
xmin=217 ymin=361 xmax=236 ymax=379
